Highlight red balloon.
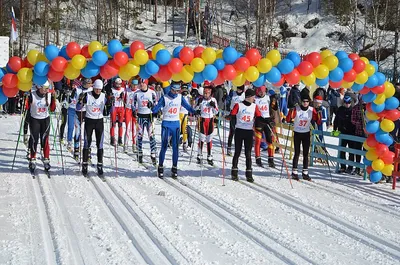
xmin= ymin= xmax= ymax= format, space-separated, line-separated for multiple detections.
xmin=348 ymin=53 xmax=360 ymax=61
xmin=234 ymin=57 xmax=250 ymax=72
xmin=2 ymin=73 xmax=18 ymax=88
xmin=245 ymin=48 xmax=261 ymax=66
xmin=371 ymin=85 xmax=385 ymax=94
xmin=8 ymin=56 xmax=23 ymax=72
xmin=2 ymin=86 xmax=19 ymax=97
xmin=385 ymin=109 xmax=400 ymax=121
xmin=81 ymin=45 xmax=91 ymax=58
xmin=168 ymin=58 xmax=183 ymax=74
xmin=23 ymin=57 xmax=33 ymax=68
xmin=101 ymin=61 xmax=119 ymax=77
xmin=213 ymin=71 xmax=225 ymax=85
xmin=366 ymin=134 xmax=378 ymax=148
xmin=100 ymin=67 xmax=113 ymax=79
xmin=366 ymin=103 xmax=373 ymax=113
xmin=147 ymin=50 xmax=153 ymax=60
xmin=66 ymin=42 xmax=81 ymax=58
xmin=222 ymin=65 xmax=237 ymax=81
xmin=297 ymin=61 xmax=313 ymax=76
xmin=157 ymin=65 xmax=172 ymax=81
xmin=113 ymin=51 xmax=129 ymax=66
xmin=381 ymin=151 xmax=395 ymax=164
xmin=273 ymin=76 xmax=285 ymax=87
xmin=359 ymin=86 xmax=370 ymax=95
xmin=51 ymin=56 xmax=68 ymax=72
xmin=366 ymin=166 xmax=373 ymax=175
xmin=130 ymin=41 xmax=145 ymax=57
xmin=179 ymin=47 xmax=194 ymax=65
xmin=353 ymin=59 xmax=365 ymax=74
xmin=343 ymin=69 xmax=357 ymax=82
xmin=193 ymin=46 xmax=205 ymax=58
xmin=285 ymin=69 xmax=300 ymax=85
xmin=48 ymin=67 xmax=64 ymax=82
xmin=306 ymin=52 xmax=321 ymax=67
xmin=376 ymin=143 xmax=389 ymax=157
xmin=329 ymin=80 xmax=343 ymax=88
xmin=377 ymin=110 xmax=387 ymax=118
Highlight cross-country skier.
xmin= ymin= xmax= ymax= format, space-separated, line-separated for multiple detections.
xmin=109 ymin=78 xmax=125 ymax=146
xmin=226 ymin=85 xmax=245 ymax=156
xmin=230 ymin=88 xmax=261 ymax=182
xmin=27 ymin=81 xmax=57 ymax=172
xmin=77 ymin=79 xmax=108 ymax=176
xmin=131 ymin=79 xmax=158 ymax=164
xmin=195 ymin=84 xmax=218 ymax=166
xmin=124 ymin=77 xmax=139 ymax=153
xmin=151 ymin=81 xmax=196 ymax=179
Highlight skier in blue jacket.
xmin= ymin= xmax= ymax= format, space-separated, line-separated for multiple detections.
xmin=152 ymin=82 xmax=196 ymax=179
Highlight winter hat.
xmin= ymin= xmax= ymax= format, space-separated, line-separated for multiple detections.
xmin=245 ymin=88 xmax=256 ymax=98
xmin=314 ymin=95 xmax=323 ymax=104
xmin=343 ymin=95 xmax=352 ymax=103
xmin=93 ymin=79 xmax=103 ymax=89
xmin=236 ymin=85 xmax=244 ymax=91
xmin=171 ymin=81 xmax=181 ymax=91
xmin=255 ymin=86 xmax=266 ymax=95
xmin=300 ymin=87 xmax=311 ymax=101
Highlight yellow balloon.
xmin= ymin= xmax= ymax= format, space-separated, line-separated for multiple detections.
xmin=381 ymin=164 xmax=394 ymax=176
xmin=38 ymin=53 xmax=49 ymax=63
xmin=102 ymin=46 xmax=112 ymax=58
xmin=134 ymin=49 xmax=149 ymax=65
xmin=216 ymin=49 xmax=223 ymax=59
xmin=64 ymin=63 xmax=81 ymax=80
xmin=366 ymin=111 xmax=379 ymax=120
xmin=320 ymin=49 xmax=332 ymax=60
xmin=71 ymin=54 xmax=87 ymax=70
xmin=17 ymin=68 xmax=33 ymax=83
xmin=151 ymin=43 xmax=166 ymax=59
xmin=172 ymin=73 xmax=182 ymax=82
xmin=88 ymin=41 xmax=102 ymax=56
xmin=266 ymin=50 xmax=281 ymax=66
xmin=342 ymin=81 xmax=354 ymax=88
xmin=201 ymin=47 xmax=217 ymax=64
xmin=27 ymin=50 xmax=40 ymax=66
xmin=366 ymin=149 xmax=379 ymax=161
xmin=190 ymin=58 xmax=206 ymax=73
xmin=372 ymin=159 xmax=385 ymax=171
xmin=373 ymin=93 xmax=386 ymax=105
xmin=120 ymin=63 xmax=140 ymax=77
xmin=308 ymin=83 xmax=318 ymax=94
xmin=17 ymin=81 xmax=33 ymax=91
xmin=232 ymin=71 xmax=246 ymax=86
xmin=355 ymin=71 xmax=368 ymax=84
xmin=365 ymin=64 xmax=375 ymax=77
xmin=245 ymin=66 xmax=259 ymax=82
xmin=380 ymin=118 xmax=395 ymax=132
xmin=384 ymin=82 xmax=395 ymax=98
xmin=118 ymin=69 xmax=132 ymax=81
xmin=314 ymin=65 xmax=329 ymax=79
xmin=301 ymin=72 xmax=316 ymax=86
xmin=363 ymin=142 xmax=372 ymax=150
xmin=256 ymin=58 xmax=272 ymax=73
xmin=322 ymin=55 xmax=339 ymax=71
xmin=360 ymin=57 xmax=369 ymax=65
xmin=180 ymin=65 xmax=194 ymax=81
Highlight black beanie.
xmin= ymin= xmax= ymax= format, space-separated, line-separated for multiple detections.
xmin=245 ymin=89 xmax=256 ymax=98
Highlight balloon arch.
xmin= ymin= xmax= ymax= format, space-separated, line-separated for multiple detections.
xmin=0 ymin=40 xmax=398 ymax=182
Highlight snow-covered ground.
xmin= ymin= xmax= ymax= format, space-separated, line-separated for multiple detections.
xmin=1 ymin=113 xmax=399 ymax=265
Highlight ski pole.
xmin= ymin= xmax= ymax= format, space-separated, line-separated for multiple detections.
xmin=280 ymin=123 xmax=292 ymax=180
xmin=188 ymin=116 xmax=199 ymax=165
xmin=217 ymin=112 xmax=226 ymax=186
xmin=11 ymin=108 xmax=28 ymax=171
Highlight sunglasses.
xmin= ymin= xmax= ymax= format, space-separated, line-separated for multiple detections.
xmin=302 ymin=100 xmax=309 ymax=103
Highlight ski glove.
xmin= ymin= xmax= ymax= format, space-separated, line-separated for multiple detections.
xmin=78 ymin=92 xmax=85 ymax=103
xmin=195 ymin=109 xmax=201 ymax=116
xmin=209 ymin=100 xmax=216 ymax=108
xmin=147 ymin=101 xmax=154 ymax=108
xmin=331 ymin=130 xmax=341 ymax=137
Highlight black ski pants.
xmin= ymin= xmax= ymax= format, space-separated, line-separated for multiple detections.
xmin=29 ymin=117 xmax=51 ymax=159
xmin=83 ymin=118 xmax=104 ymax=164
xmin=23 ymin=109 xmax=31 ymax=135
xmin=232 ymin=128 xmax=253 ymax=170
xmin=293 ymin=131 xmax=311 ymax=170
xmin=340 ymin=139 xmax=355 ymax=170
xmin=59 ymin=108 xmax=67 ymax=140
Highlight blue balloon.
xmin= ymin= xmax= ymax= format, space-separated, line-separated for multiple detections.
xmin=363 ymin=158 xmax=372 ymax=166
xmin=366 ymin=120 xmax=380 ymax=134
xmin=252 ymin=74 xmax=265 ymax=87
xmin=352 ymin=82 xmax=364 ymax=92
xmin=213 ymin=59 xmax=225 ymax=71
xmin=370 ymin=171 xmax=382 ymax=183
xmin=44 ymin=44 xmax=59 ymax=61
xmin=316 ymin=77 xmax=329 ymax=86
xmin=0 ymin=88 xmax=8 ymax=105
xmin=123 ymin=46 xmax=132 ymax=58
xmin=335 ymin=51 xmax=348 ymax=60
xmin=33 ymin=73 xmax=47 ymax=85
xmin=222 ymin=46 xmax=238 ymax=64
xmin=202 ymin=65 xmax=218 ymax=81
xmin=277 ymin=59 xmax=294 ymax=75
xmin=329 ymin=67 xmax=344 ymax=82
xmin=156 ymin=50 xmax=171 ymax=66
xmin=237 ymin=52 xmax=243 ymax=58
xmin=58 ymin=46 xmax=70 ymax=60
xmin=375 ymin=72 xmax=385 ymax=86
xmin=383 ymin=135 xmax=394 ymax=146
xmin=375 ymin=130 xmax=390 ymax=144
xmin=173 ymin=46 xmax=183 ymax=58
xmin=34 ymin=61 xmax=50 ymax=77
xmin=108 ymin=39 xmax=123 ymax=57
xmin=139 ymin=65 xmax=151 ymax=79
xmin=362 ymin=92 xmax=377 ymax=103
xmin=369 ymin=61 xmax=379 ymax=72
xmin=385 ymin=97 xmax=399 ymax=110
xmin=92 ymin=50 xmax=109 ymax=67
xmin=371 ymin=102 xmax=385 ymax=113
xmin=338 ymin=58 xmax=353 ymax=73
xmin=145 ymin=60 xmax=160 ymax=75
xmin=286 ymin=52 xmax=301 ymax=67
xmin=81 ymin=61 xmax=100 ymax=78
xmin=365 ymin=74 xmax=378 ymax=88
xmin=265 ymin=67 xmax=281 ymax=83
xmin=0 ymin=69 xmax=4 ymax=81
xmin=193 ymin=72 xmax=205 ymax=84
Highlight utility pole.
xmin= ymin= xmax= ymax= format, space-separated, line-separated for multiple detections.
xmin=393 ymin=0 xmax=400 ymax=82
xmin=19 ymin=0 xmax=24 ymax=56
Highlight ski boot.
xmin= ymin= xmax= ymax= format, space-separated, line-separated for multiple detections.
xmin=231 ymin=167 xmax=239 ymax=181
xmin=197 ymin=154 xmax=203 ymax=165
xmin=182 ymin=142 xmax=188 ymax=152
xmin=132 ymin=144 xmax=137 ymax=154
xmin=268 ymin=157 xmax=275 ymax=168
xmin=345 ymin=167 xmax=354 ymax=175
xmin=23 ymin=134 xmax=29 ymax=146
xmin=138 ymin=154 xmax=143 ymax=164
xmin=43 ymin=158 xmax=51 ymax=171
xmin=292 ymin=170 xmax=299 ymax=181
xmin=110 ymin=136 xmax=116 ymax=146
xmin=171 ymin=166 xmax=178 ymax=179
xmin=123 ymin=144 xmax=128 ymax=153
xmin=74 ymin=148 xmax=79 ymax=162
xmin=118 ymin=137 xmax=123 ymax=147
xmin=29 ymin=158 xmax=36 ymax=172
xmin=97 ymin=163 xmax=104 ymax=176
xmin=82 ymin=163 xmax=88 ymax=175
xmin=302 ymin=170 xmax=312 ymax=181
xmin=151 ymin=154 xmax=157 ymax=165
xmin=67 ymin=141 xmax=73 ymax=152
xmin=227 ymin=146 xmax=232 ymax=156
xmin=158 ymin=165 xmax=164 ymax=179
xmin=207 ymin=155 xmax=214 ymax=166
xmin=246 ymin=169 xmax=254 ymax=183
xmin=256 ymin=157 xmax=263 ymax=167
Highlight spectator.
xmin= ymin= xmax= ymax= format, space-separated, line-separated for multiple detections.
xmin=351 ymin=94 xmax=366 ymax=176
xmin=7 ymin=96 xmax=17 ymax=115
xmin=339 ymin=88 xmax=346 ymax=105
xmin=327 ymin=86 xmax=341 ymax=126
xmin=345 ymin=88 xmax=358 ymax=107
